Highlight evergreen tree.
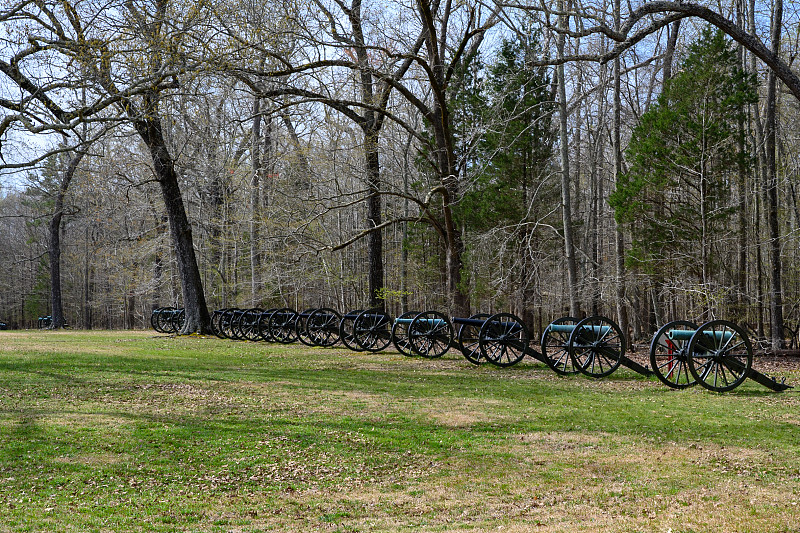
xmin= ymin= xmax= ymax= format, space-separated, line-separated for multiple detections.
xmin=457 ymin=38 xmax=555 ymax=229
xmin=610 ymin=28 xmax=757 ymax=287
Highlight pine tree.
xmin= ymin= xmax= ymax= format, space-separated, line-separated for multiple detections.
xmin=610 ymin=28 xmax=757 ymax=290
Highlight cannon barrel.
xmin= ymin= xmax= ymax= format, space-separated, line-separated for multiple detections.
xmin=548 ymin=324 xmax=612 ymax=336
xmin=667 ymin=329 xmax=733 ymax=342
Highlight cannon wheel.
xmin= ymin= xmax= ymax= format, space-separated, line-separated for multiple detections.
xmin=256 ymin=308 xmax=278 ymax=342
xmin=478 ymin=313 xmax=529 ymax=367
xmin=150 ymin=307 xmax=165 ymax=332
xmin=220 ymin=307 xmax=241 ymax=340
xmin=391 ymin=311 xmax=419 ymax=356
xmin=339 ymin=310 xmax=365 ymax=352
xmin=270 ymin=308 xmax=299 ymax=344
xmin=540 ymin=316 xmax=580 ymax=375
xmin=650 ymin=320 xmax=698 ymax=389
xmin=409 ymin=311 xmax=453 ymax=358
xmin=569 ymin=316 xmax=625 ymax=378
xmin=229 ymin=309 xmax=249 ymax=340
xmin=295 ymin=308 xmax=317 ymax=347
xmin=155 ymin=307 xmax=176 ymax=334
xmin=211 ymin=308 xmax=231 ymax=339
xmin=353 ymin=309 xmax=393 ymax=352
xmin=307 ymin=308 xmax=342 ymax=347
xmin=457 ymin=313 xmax=492 ymax=365
xmin=241 ymin=308 xmax=264 ymax=341
xmin=687 ymin=320 xmax=752 ymax=392
xmin=161 ymin=307 xmax=186 ymax=333
xmin=151 ymin=308 xmax=164 ymax=333
xmin=173 ymin=309 xmax=186 ymax=334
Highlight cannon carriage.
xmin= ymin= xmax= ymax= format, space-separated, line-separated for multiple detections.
xmin=649 ymin=319 xmax=792 ymax=392
xmin=541 ymin=316 xmax=653 ymax=379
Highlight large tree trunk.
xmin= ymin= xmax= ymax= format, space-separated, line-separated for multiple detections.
xmin=436 ymin=123 xmax=470 ymax=317
xmin=347 ymin=0 xmax=386 ymax=309
xmin=49 ymin=151 xmax=85 ymax=329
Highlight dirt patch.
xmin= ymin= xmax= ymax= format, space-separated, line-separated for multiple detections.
xmin=51 ymin=452 xmax=130 ymax=466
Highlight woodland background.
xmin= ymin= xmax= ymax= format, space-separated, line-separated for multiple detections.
xmin=0 ymin=0 xmax=798 ymax=345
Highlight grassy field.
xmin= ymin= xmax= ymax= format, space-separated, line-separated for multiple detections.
xmin=0 ymin=330 xmax=798 ymax=532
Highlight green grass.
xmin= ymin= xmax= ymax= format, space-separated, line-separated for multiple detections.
xmin=0 ymin=330 xmax=798 ymax=532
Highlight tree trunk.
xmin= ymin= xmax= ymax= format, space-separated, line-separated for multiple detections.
xmin=251 ymin=96 xmax=263 ymax=306
xmin=556 ymin=0 xmax=579 ymax=317
xmin=49 ymin=151 xmax=85 ymax=329
xmin=365 ymin=129 xmax=384 ymax=308
xmin=613 ymin=0 xmax=629 ymax=336
xmin=735 ymin=5 xmax=748 ymax=319
xmin=134 ymin=112 xmax=211 ymax=334
xmin=765 ymin=0 xmax=784 ymax=349
xmin=663 ymin=20 xmax=681 ymax=83
xmin=84 ymin=225 xmax=93 ymax=329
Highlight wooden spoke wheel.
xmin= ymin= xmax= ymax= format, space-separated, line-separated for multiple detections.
xmin=339 ymin=310 xmax=365 ymax=352
xmin=240 ymin=308 xmax=264 ymax=341
xmin=269 ymin=308 xmax=299 ymax=344
xmin=219 ymin=309 xmax=239 ymax=339
xmin=295 ymin=308 xmax=317 ymax=347
xmin=649 ymin=320 xmax=698 ymax=389
xmin=391 ymin=311 xmax=419 ymax=356
xmin=457 ymin=313 xmax=491 ymax=365
xmin=687 ymin=320 xmax=752 ymax=392
xmin=478 ymin=313 xmax=529 ymax=368
xmin=353 ymin=309 xmax=393 ymax=352
xmin=307 ymin=308 xmax=342 ymax=347
xmin=568 ymin=316 xmax=625 ymax=378
xmin=540 ymin=316 xmax=580 ymax=375
xmin=256 ymin=308 xmax=278 ymax=342
xmin=409 ymin=311 xmax=453 ymax=358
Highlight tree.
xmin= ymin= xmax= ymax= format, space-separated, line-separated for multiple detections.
xmin=48 ymin=149 xmax=85 ymax=329
xmin=610 ymin=29 xmax=758 ymax=305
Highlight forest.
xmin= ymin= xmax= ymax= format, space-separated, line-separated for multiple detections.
xmin=0 ymin=0 xmax=798 ymax=346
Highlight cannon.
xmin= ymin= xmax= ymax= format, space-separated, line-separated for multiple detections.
xmin=236 ymin=308 xmax=265 ymax=341
xmin=266 ymin=308 xmax=299 ymax=344
xmin=390 ymin=311 xmax=420 ymax=356
xmin=211 ymin=308 xmax=235 ymax=339
xmin=541 ymin=316 xmax=653 ymax=379
xmin=539 ymin=317 xmax=583 ymax=375
xmin=294 ymin=308 xmax=318 ymax=346
xmin=294 ymin=308 xmax=393 ymax=352
xmin=650 ymin=319 xmax=793 ymax=392
xmin=219 ymin=308 xmax=244 ymax=339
